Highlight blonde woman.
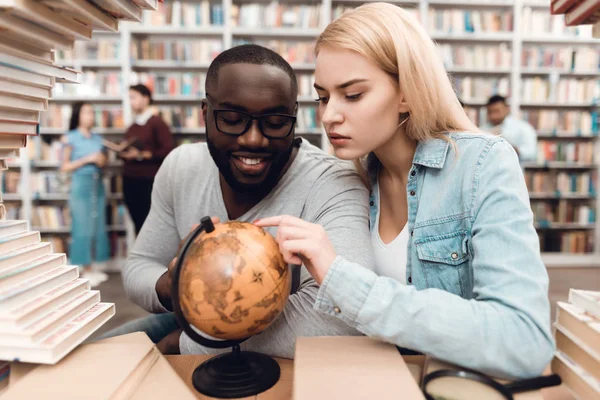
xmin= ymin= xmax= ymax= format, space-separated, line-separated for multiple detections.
xmin=256 ymin=2 xmax=554 ymax=379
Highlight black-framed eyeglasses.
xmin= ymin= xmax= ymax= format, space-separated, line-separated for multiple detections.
xmin=205 ymin=95 xmax=298 ymax=139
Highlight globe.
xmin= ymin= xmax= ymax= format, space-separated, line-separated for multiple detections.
xmin=178 ymin=220 xmax=291 ymax=341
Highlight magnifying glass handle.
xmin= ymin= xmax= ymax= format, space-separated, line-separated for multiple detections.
xmin=504 ymin=374 xmax=562 ymax=394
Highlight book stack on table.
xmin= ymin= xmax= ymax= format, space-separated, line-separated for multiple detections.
xmin=0 ymin=0 xmax=161 ymax=370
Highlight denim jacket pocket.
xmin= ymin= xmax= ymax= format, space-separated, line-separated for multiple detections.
xmin=414 ymin=230 xmax=470 ymax=296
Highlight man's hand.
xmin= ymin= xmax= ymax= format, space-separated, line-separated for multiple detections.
xmin=157 ymin=328 xmax=183 ymax=355
xmin=155 ymin=217 xmax=221 ymax=311
xmin=119 ymin=147 xmax=140 ymax=160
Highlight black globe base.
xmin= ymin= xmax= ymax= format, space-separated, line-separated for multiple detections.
xmin=192 ymin=345 xmax=281 ymax=398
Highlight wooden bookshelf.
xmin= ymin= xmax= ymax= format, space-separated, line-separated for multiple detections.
xmin=21 ymin=0 xmax=599 ymax=266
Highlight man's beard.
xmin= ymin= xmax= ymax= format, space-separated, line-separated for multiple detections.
xmin=206 ymin=135 xmax=295 ymax=194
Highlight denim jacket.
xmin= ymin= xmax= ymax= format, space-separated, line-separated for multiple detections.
xmin=314 ymin=132 xmax=555 ymax=380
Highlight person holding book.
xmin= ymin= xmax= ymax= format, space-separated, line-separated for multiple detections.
xmin=102 ymin=44 xmax=374 ymax=358
xmin=60 ymin=102 xmax=110 ymax=287
xmin=119 ymin=84 xmax=174 ymax=235
xmin=254 ymin=3 xmax=554 ymax=380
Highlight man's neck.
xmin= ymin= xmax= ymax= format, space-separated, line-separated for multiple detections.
xmin=220 ymin=175 xmax=265 ymax=220
xmin=220 ymin=146 xmax=299 ymax=220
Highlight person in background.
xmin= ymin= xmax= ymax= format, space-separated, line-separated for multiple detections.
xmin=120 ymin=84 xmax=174 ymax=235
xmin=483 ymin=95 xmax=537 ymax=161
xmin=255 ymin=3 xmax=553 ymax=380
xmin=60 ymin=102 xmax=110 ymax=287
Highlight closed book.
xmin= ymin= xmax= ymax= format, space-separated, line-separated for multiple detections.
xmin=565 ymin=0 xmax=600 ymax=25
xmin=0 ymin=79 xmax=52 ymax=101
xmin=0 ymin=265 xmax=79 ymax=313
xmin=0 ymin=302 xmax=114 ymax=364
xmin=0 ymin=0 xmax=92 ymax=40
xmin=38 ymin=0 xmax=119 ymax=32
xmin=0 ymin=92 xmax=47 ymax=113
xmin=0 ymin=253 xmax=66 ymax=290
xmin=556 ymin=301 xmax=600 ymax=357
xmin=555 ymin=324 xmax=600 ymax=382
xmin=0 ymin=290 xmax=100 ymax=346
xmin=0 ymin=134 xmax=27 ymax=150
xmin=0 ymin=107 xmax=40 ymax=123
xmin=3 ymin=333 xmax=196 ymax=399
xmin=552 ymin=351 xmax=600 ymax=399
xmin=0 ymin=221 xmax=27 ymax=239
xmin=0 ymin=278 xmax=89 ymax=331
xmin=0 ymin=120 xmax=39 ymax=136
xmin=551 ymin=0 xmax=581 ymax=14
xmin=0 ymin=231 xmax=40 ymax=255
xmin=569 ymin=289 xmax=600 ymax=320
xmin=0 ymin=242 xmax=52 ymax=275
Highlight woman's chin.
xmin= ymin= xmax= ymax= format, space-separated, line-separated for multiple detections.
xmin=331 ymin=146 xmax=367 ymax=161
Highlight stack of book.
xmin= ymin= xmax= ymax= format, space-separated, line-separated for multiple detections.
xmin=551 ymin=0 xmax=600 ymax=37
xmin=0 ymin=220 xmax=115 ymax=364
xmin=552 ymin=289 xmax=600 ymax=399
xmin=0 ymin=0 xmax=161 ymax=367
xmin=0 ymin=0 xmax=159 ymax=150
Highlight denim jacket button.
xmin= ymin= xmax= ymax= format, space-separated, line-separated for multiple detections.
xmin=410 ymin=170 xmax=416 ymax=177
xmin=334 ymin=306 xmax=341 ymax=314
xmin=451 ymin=252 xmax=459 ymax=260
xmin=370 ymin=201 xmax=374 ymax=206
xmin=409 ymin=190 xmax=416 ymax=196
xmin=407 ymin=276 xmax=412 ymax=284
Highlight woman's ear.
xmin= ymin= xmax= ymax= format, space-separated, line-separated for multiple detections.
xmin=397 ymin=92 xmax=410 ymax=114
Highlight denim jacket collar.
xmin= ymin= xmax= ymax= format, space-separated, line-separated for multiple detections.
xmin=367 ymin=136 xmax=451 ymax=185
xmin=412 ymin=137 xmax=451 ymax=169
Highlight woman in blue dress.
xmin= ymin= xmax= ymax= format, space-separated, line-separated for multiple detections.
xmin=60 ymin=102 xmax=110 ymax=287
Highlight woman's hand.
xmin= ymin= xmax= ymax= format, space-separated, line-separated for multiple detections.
xmin=90 ymin=152 xmax=106 ymax=167
xmin=253 ymin=216 xmax=337 ymax=285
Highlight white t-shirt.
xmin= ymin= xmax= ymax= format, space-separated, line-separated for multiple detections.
xmin=370 ymin=181 xmax=409 ymax=284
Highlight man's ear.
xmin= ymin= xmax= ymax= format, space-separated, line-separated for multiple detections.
xmin=202 ymin=99 xmax=207 ymax=122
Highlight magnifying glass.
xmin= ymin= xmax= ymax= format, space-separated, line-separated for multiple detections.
xmin=422 ymin=369 xmax=562 ymax=400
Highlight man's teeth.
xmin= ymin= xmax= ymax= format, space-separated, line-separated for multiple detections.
xmin=239 ymin=157 xmax=263 ymax=165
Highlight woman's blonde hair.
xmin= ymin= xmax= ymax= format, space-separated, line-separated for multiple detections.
xmin=315 ymin=3 xmax=479 ymax=181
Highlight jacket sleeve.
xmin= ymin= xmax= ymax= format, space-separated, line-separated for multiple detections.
xmin=314 ymin=140 xmax=555 ymax=380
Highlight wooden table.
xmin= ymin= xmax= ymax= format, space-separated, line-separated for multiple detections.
xmin=165 ymin=355 xmax=575 ymax=400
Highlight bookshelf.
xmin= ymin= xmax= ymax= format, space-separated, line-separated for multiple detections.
xmin=12 ymin=0 xmax=597 ymax=268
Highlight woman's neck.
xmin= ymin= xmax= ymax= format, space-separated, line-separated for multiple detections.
xmin=78 ymin=127 xmax=92 ymax=137
xmin=374 ymin=127 xmax=417 ymax=185
xmin=136 ymin=106 xmax=149 ymax=116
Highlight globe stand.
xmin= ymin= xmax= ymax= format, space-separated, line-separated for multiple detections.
xmin=172 ymin=216 xmax=282 ymax=398
xmin=191 ymin=344 xmax=281 ymax=398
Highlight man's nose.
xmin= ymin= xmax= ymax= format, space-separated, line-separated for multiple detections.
xmin=239 ymin=120 xmax=268 ymax=149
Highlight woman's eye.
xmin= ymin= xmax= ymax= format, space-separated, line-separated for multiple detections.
xmin=314 ymin=96 xmax=328 ymax=104
xmin=346 ymin=93 xmax=362 ymax=101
